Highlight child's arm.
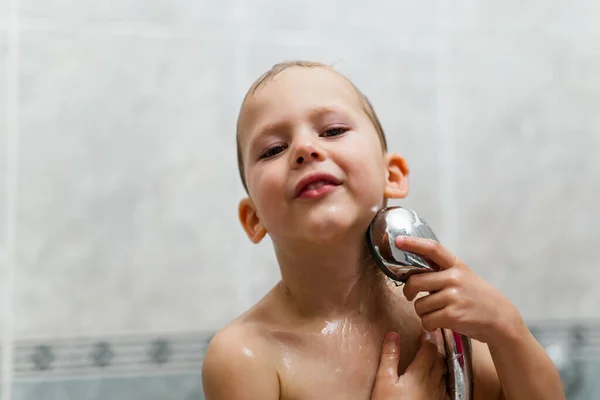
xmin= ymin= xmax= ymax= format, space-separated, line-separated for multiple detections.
xmin=395 ymin=236 xmax=565 ymax=400
xmin=471 ymin=328 xmax=564 ymax=400
xmin=486 ymin=322 xmax=564 ymax=400
xmin=202 ymin=327 xmax=280 ymax=399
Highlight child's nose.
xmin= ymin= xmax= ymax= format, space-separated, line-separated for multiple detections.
xmin=293 ymin=142 xmax=325 ymax=165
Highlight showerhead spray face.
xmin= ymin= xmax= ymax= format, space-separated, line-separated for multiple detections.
xmin=366 ymin=206 xmax=474 ymax=400
xmin=367 ymin=206 xmax=439 ymax=283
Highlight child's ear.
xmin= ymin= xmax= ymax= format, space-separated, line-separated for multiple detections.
xmin=238 ymin=197 xmax=267 ymax=244
xmin=383 ymin=152 xmax=410 ymax=199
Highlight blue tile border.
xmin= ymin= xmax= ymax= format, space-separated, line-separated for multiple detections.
xmin=13 ymin=374 xmax=204 ymax=400
xmin=12 ymin=332 xmax=212 ymax=381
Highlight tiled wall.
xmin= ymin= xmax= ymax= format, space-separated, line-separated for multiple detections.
xmin=1 ymin=0 xmax=599 ymax=399
xmin=9 ymin=332 xmax=210 ymax=400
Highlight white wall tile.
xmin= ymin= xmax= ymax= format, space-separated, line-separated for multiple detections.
xmin=0 ymin=1 xmax=7 ymax=26
xmin=448 ymin=0 xmax=600 ymax=37
xmin=243 ymin=0 xmax=438 ymax=35
xmin=10 ymin=0 xmax=600 ymax=342
xmin=15 ymin=31 xmax=242 ymax=337
xmin=0 ymin=31 xmax=7 ymax=335
xmin=19 ymin=0 xmax=235 ymax=26
xmin=0 ymin=32 xmax=7 ymax=243
xmin=449 ymin=26 xmax=600 ymax=320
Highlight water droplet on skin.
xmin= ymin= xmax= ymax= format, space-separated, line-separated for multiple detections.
xmin=321 ymin=320 xmax=340 ymax=336
xmin=242 ymin=346 xmax=255 ymax=358
xmin=359 ymin=302 xmax=366 ymax=313
xmin=327 ymin=205 xmax=339 ymax=213
xmin=279 ymin=344 xmax=295 ymax=377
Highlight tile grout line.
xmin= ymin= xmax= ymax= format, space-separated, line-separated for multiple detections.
xmin=435 ymin=1 xmax=458 ymax=253
xmin=3 ymin=0 xmax=20 ymax=398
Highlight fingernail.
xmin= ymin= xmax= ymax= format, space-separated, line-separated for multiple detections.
xmin=385 ymin=332 xmax=400 ymax=344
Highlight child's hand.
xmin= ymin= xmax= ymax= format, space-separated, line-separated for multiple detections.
xmin=395 ymin=236 xmax=524 ymax=345
xmin=371 ymin=332 xmax=447 ymax=400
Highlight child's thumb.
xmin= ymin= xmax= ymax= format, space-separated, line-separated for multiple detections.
xmin=377 ymin=332 xmax=400 ymax=380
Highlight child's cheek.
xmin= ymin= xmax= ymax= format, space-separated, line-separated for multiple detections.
xmin=343 ymin=145 xmax=386 ymax=191
xmin=252 ymin=167 xmax=285 ymax=205
xmin=345 ymin=133 xmax=385 ymax=170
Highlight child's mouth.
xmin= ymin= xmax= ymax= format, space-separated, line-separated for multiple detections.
xmin=297 ymin=180 xmax=340 ymax=199
xmin=294 ymin=172 xmax=342 ymax=199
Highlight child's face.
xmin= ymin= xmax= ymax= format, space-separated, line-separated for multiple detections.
xmin=237 ymin=67 xmax=408 ymax=244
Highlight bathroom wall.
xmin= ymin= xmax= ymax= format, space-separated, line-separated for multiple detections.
xmin=1 ymin=0 xmax=599 ymax=399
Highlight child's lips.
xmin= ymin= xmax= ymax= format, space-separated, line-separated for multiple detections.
xmin=293 ymin=172 xmax=342 ymax=198
xmin=297 ymin=182 xmax=339 ymax=199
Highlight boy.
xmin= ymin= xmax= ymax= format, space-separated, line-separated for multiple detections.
xmin=202 ymin=61 xmax=565 ymax=399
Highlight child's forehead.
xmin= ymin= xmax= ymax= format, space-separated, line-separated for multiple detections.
xmin=252 ymin=66 xmax=357 ymax=103
xmin=238 ymin=67 xmax=362 ymax=133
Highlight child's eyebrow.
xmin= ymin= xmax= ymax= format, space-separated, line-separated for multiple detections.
xmin=308 ymin=105 xmax=350 ymax=120
xmin=254 ymin=106 xmax=348 ymax=136
xmin=253 ymin=119 xmax=289 ymax=138
xmin=247 ymin=105 xmax=352 ymax=154
xmin=246 ymin=119 xmax=289 ymax=156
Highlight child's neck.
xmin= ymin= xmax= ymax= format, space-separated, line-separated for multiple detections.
xmin=273 ymin=234 xmax=385 ymax=320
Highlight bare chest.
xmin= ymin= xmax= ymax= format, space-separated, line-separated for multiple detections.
xmin=274 ymin=318 xmax=423 ymax=400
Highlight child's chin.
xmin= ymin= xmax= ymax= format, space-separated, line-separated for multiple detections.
xmin=298 ymin=214 xmax=367 ymax=242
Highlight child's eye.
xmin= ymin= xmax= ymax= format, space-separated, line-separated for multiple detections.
xmin=322 ymin=127 xmax=347 ymax=137
xmin=260 ymin=145 xmax=287 ymax=159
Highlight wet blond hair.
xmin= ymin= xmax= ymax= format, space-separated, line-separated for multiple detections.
xmin=236 ymin=60 xmax=388 ymax=193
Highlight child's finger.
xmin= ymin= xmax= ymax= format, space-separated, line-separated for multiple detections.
xmin=376 ymin=332 xmax=401 ymax=381
xmin=430 ymin=348 xmax=446 ymax=383
xmin=395 ymin=236 xmax=456 ymax=271
xmin=413 ymin=290 xmax=450 ymax=318
xmin=404 ymin=336 xmax=437 ymax=378
xmin=403 ymin=271 xmax=452 ymax=301
xmin=420 ymin=309 xmax=453 ymax=332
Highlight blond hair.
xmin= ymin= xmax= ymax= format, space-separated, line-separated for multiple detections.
xmin=236 ymin=61 xmax=388 ymax=193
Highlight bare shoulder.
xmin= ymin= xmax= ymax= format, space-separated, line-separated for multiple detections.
xmin=202 ymin=320 xmax=280 ymax=400
xmin=471 ymin=339 xmax=503 ymax=400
